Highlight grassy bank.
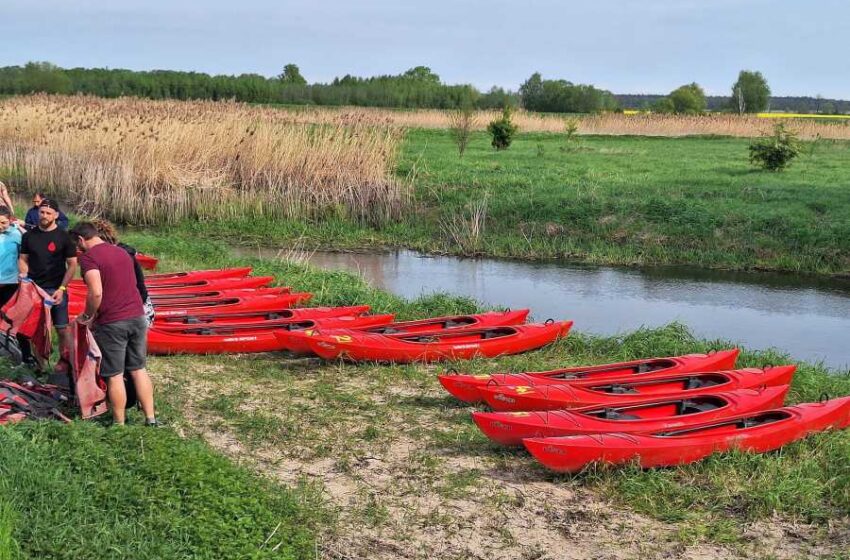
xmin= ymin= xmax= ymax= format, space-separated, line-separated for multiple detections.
xmin=173 ymin=128 xmax=850 ymax=276
xmin=116 ymin=230 xmax=849 ymax=558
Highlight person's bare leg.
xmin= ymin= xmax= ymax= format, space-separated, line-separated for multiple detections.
xmin=129 ymin=368 xmax=156 ymax=420
xmin=57 ymin=326 xmax=73 ymax=365
xmin=106 ymin=375 xmax=127 ymax=424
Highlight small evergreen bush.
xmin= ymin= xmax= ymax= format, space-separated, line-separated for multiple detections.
xmin=487 ymin=106 xmax=518 ymax=150
xmin=749 ymin=123 xmax=801 ymax=171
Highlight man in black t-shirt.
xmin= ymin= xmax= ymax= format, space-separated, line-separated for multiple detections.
xmin=18 ymin=199 xmax=77 ymax=372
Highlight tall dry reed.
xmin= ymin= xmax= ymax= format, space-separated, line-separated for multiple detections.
xmin=267 ymin=105 xmax=850 ymax=140
xmin=0 ymin=95 xmax=407 ymax=224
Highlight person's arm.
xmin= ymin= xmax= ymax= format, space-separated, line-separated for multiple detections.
xmin=17 ymin=235 xmax=28 ymax=278
xmin=78 ymin=269 xmax=102 ymax=324
xmin=51 ymin=256 xmax=77 ymax=304
xmin=0 ymin=182 xmax=13 ymax=214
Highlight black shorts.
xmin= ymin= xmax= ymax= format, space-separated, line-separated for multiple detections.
xmin=39 ymin=285 xmax=70 ymax=329
xmin=92 ymin=316 xmax=148 ymax=377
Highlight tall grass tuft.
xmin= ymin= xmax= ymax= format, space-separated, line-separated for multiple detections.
xmin=0 ymin=95 xmax=409 ymax=225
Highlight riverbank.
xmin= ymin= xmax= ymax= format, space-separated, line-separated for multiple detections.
xmin=1 ymin=229 xmax=848 ymax=557
xmin=175 ymin=128 xmax=850 ymax=277
xmin=126 ymin=231 xmax=849 ymax=557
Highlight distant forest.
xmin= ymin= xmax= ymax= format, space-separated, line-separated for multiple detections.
xmin=1 ymin=62 xmax=847 ymax=114
xmin=616 ymin=94 xmax=850 ymax=114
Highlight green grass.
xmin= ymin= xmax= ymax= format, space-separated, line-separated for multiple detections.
xmin=122 ymin=230 xmax=850 ymax=552
xmin=0 ymin=421 xmax=319 ymax=559
xmin=171 ymin=129 xmax=850 ymax=275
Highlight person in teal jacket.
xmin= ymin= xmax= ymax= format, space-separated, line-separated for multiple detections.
xmin=0 ymin=206 xmax=22 ymax=307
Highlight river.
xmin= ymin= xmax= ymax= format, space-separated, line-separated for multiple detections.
xmin=239 ymin=247 xmax=850 ymax=371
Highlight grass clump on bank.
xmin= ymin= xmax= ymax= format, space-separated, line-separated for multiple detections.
xmin=123 ymin=230 xmax=850 ymax=558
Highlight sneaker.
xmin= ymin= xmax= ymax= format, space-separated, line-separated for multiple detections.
xmin=23 ymin=356 xmax=42 ymax=374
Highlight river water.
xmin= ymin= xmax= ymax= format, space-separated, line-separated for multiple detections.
xmin=242 ymin=247 xmax=850 ymax=371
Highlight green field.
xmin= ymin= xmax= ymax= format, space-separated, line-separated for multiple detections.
xmin=4 ymin=230 xmax=844 ymax=558
xmin=186 ymin=129 xmax=850 ymax=276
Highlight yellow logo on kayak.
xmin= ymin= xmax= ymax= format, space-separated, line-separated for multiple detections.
xmin=513 ymin=386 xmax=534 ymax=395
xmin=508 ymin=412 xmax=531 ymax=417
xmin=303 ymin=329 xmax=316 ymax=337
xmin=332 ymin=335 xmax=353 ymax=343
xmin=472 ymin=374 xmax=492 ymax=380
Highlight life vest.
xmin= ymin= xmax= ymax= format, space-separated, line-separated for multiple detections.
xmin=0 ymin=280 xmax=53 ymax=367
xmin=72 ymin=322 xmax=109 ymax=419
xmin=0 ymin=378 xmax=70 ymax=423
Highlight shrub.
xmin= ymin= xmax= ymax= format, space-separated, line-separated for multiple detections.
xmin=749 ymin=123 xmax=801 ymax=171
xmin=449 ymin=105 xmax=477 ymax=157
xmin=487 ymin=106 xmax=518 ymax=150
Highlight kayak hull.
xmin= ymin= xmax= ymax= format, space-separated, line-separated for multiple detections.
xmin=135 ymin=253 xmax=158 ymax=271
xmin=439 ymin=349 xmax=741 ymax=403
xmin=70 ymin=276 xmax=276 ymax=297
xmin=148 ymin=314 xmax=395 ymax=354
xmin=281 ymin=310 xmax=529 ymax=355
xmin=524 ymin=397 xmax=850 ymax=472
xmin=144 ymin=267 xmax=252 ymax=283
xmin=154 ymin=305 xmax=371 ymax=326
xmin=472 ymin=386 xmax=789 ymax=445
xmin=306 ymin=321 xmax=573 ymax=363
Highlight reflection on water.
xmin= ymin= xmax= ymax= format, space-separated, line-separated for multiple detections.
xmin=240 ymin=247 xmax=850 ymax=370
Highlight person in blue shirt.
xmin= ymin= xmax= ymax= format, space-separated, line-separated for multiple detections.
xmin=25 ymin=192 xmax=69 ymax=230
xmin=0 ymin=206 xmax=23 ymax=307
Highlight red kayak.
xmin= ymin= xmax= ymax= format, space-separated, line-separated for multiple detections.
xmin=69 ymin=292 xmax=311 ymax=319
xmin=145 ymin=267 xmax=252 ymax=284
xmin=472 ymin=386 xmax=789 ymax=445
xmin=154 ymin=305 xmax=372 ymax=326
xmin=136 ymin=253 xmax=158 ymax=271
xmin=280 ymin=310 xmax=530 ymax=355
xmin=305 ymin=321 xmax=573 ymax=363
xmin=140 ymin=294 xmax=312 ymax=319
xmin=148 ymin=314 xmax=394 ymax=354
xmin=70 ymin=276 xmax=275 ymax=296
xmin=156 ymin=314 xmax=392 ymax=334
xmin=439 ymin=349 xmax=741 ymax=403
xmin=524 ymin=396 xmax=850 ymax=473
xmin=479 ymin=366 xmax=796 ymax=412
xmin=149 ymin=287 xmax=290 ymax=301
xmin=69 ymin=267 xmax=251 ymax=288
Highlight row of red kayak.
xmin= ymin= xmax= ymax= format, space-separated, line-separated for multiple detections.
xmin=89 ymin=263 xmax=850 ymax=473
xmin=438 ymin=349 xmax=850 ymax=472
xmin=68 ymin=266 xmax=572 ymax=360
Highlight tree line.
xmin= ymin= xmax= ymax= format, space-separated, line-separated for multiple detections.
xmin=0 ymin=62 xmax=846 ymax=115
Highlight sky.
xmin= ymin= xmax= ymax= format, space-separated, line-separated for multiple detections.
xmin=3 ymin=0 xmax=849 ymax=98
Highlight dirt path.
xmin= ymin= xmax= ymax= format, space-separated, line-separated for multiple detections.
xmin=153 ymin=356 xmax=846 ymax=560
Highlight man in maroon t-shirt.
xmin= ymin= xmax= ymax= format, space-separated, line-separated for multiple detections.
xmin=70 ymin=222 xmax=157 ymax=426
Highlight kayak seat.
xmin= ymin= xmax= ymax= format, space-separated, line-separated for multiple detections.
xmin=678 ymin=399 xmax=718 ymax=415
xmin=637 ymin=363 xmax=652 ymax=373
xmin=380 ymin=328 xmax=402 ymax=334
xmin=684 ymin=377 xmax=715 ymax=390
xmin=266 ymin=313 xmax=282 ymax=320
xmin=601 ymin=408 xmax=641 ymax=420
xmin=607 ymin=384 xmax=638 ymax=394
